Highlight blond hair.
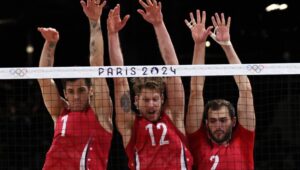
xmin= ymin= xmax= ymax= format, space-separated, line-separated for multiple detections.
xmin=131 ymin=77 xmax=166 ymax=95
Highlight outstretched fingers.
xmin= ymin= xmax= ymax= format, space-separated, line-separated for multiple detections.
xmin=196 ymin=10 xmax=201 ymax=24
xmin=189 ymin=11 xmax=196 ymax=24
xmin=212 ymin=12 xmax=231 ymax=27
xmin=146 ymin=0 xmax=153 ymax=6
xmin=206 ymin=26 xmax=214 ymax=36
xmin=80 ymin=0 xmax=87 ymax=9
xmin=139 ymin=0 xmax=149 ymax=9
xmin=185 ymin=12 xmax=196 ymax=29
xmin=99 ymin=0 xmax=107 ymax=8
xmin=138 ymin=0 xmax=161 ymax=13
xmin=185 ymin=10 xmax=207 ymax=30
xmin=226 ymin=16 xmax=231 ymax=29
xmin=107 ymin=4 xmax=130 ymax=33
xmin=114 ymin=3 xmax=121 ymax=16
xmin=121 ymin=15 xmax=130 ymax=27
xmin=215 ymin=13 xmax=222 ymax=25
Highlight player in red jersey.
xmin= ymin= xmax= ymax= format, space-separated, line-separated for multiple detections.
xmin=37 ymin=0 xmax=113 ymax=169
xmin=107 ymin=1 xmax=193 ymax=169
xmin=185 ymin=10 xmax=255 ymax=170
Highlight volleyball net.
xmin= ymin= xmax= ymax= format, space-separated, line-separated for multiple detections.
xmin=2 ymin=63 xmax=300 ymax=79
xmin=0 ymin=64 xmax=299 ymax=169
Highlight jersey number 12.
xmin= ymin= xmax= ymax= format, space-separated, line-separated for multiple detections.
xmin=146 ymin=123 xmax=170 ymax=146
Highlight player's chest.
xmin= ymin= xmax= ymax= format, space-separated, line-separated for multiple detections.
xmin=55 ymin=113 xmax=98 ymax=136
xmin=200 ymin=144 xmax=244 ymax=170
xmin=135 ymin=121 xmax=182 ymax=149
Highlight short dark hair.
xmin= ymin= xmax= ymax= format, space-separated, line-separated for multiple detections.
xmin=131 ymin=77 xmax=166 ymax=95
xmin=203 ymin=99 xmax=236 ymax=120
xmin=61 ymin=78 xmax=92 ymax=90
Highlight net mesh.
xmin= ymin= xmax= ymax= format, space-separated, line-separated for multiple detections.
xmin=0 ymin=64 xmax=299 ymax=170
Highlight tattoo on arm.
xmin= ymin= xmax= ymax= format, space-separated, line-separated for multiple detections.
xmin=46 ymin=53 xmax=51 ymax=66
xmin=90 ymin=21 xmax=101 ymax=32
xmin=49 ymin=42 xmax=56 ymax=49
xmin=121 ymin=91 xmax=131 ymax=112
xmin=91 ymin=22 xmax=97 ymax=29
xmin=89 ymin=21 xmax=101 ymax=56
xmin=46 ymin=42 xmax=56 ymax=66
xmin=90 ymin=40 xmax=96 ymax=55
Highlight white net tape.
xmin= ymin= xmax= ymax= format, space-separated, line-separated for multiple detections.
xmin=1 ymin=63 xmax=300 ymax=79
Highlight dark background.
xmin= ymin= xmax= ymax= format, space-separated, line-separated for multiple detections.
xmin=0 ymin=0 xmax=299 ymax=169
xmin=0 ymin=0 xmax=299 ymax=67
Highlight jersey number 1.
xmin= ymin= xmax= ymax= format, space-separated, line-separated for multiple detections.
xmin=61 ymin=115 xmax=68 ymax=136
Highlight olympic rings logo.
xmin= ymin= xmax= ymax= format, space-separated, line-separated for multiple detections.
xmin=247 ymin=64 xmax=264 ymax=73
xmin=9 ymin=68 xmax=28 ymax=77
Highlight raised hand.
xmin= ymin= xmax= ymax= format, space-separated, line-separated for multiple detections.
xmin=107 ymin=4 xmax=130 ymax=34
xmin=211 ymin=13 xmax=231 ymax=42
xmin=37 ymin=27 xmax=59 ymax=43
xmin=80 ymin=0 xmax=106 ymax=21
xmin=137 ymin=0 xmax=163 ymax=26
xmin=185 ymin=10 xmax=213 ymax=44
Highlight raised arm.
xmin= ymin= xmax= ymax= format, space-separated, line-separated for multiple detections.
xmin=211 ymin=13 xmax=255 ymax=131
xmin=138 ymin=0 xmax=177 ymax=65
xmin=185 ymin=10 xmax=213 ymax=134
xmin=81 ymin=0 xmax=113 ymax=132
xmin=107 ymin=4 xmax=133 ymax=146
xmin=137 ymin=0 xmax=185 ymax=133
xmin=37 ymin=27 xmax=65 ymax=122
xmin=81 ymin=0 xmax=106 ymax=66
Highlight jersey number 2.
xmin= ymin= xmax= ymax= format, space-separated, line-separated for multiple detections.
xmin=146 ymin=123 xmax=170 ymax=146
xmin=210 ymin=155 xmax=219 ymax=170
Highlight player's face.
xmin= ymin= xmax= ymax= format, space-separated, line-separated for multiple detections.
xmin=64 ymin=79 xmax=91 ymax=112
xmin=135 ymin=88 xmax=163 ymax=122
xmin=206 ymin=106 xmax=236 ymax=145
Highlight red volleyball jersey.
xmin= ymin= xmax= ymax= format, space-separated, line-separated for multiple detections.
xmin=126 ymin=113 xmax=193 ymax=170
xmin=43 ymin=107 xmax=112 ymax=170
xmin=188 ymin=123 xmax=255 ymax=170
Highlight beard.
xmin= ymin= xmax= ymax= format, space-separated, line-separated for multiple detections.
xmin=208 ymin=126 xmax=233 ymax=145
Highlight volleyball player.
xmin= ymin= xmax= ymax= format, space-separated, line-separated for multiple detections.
xmin=107 ymin=1 xmax=193 ymax=169
xmin=38 ymin=0 xmax=113 ymax=169
xmin=185 ymin=10 xmax=255 ymax=170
